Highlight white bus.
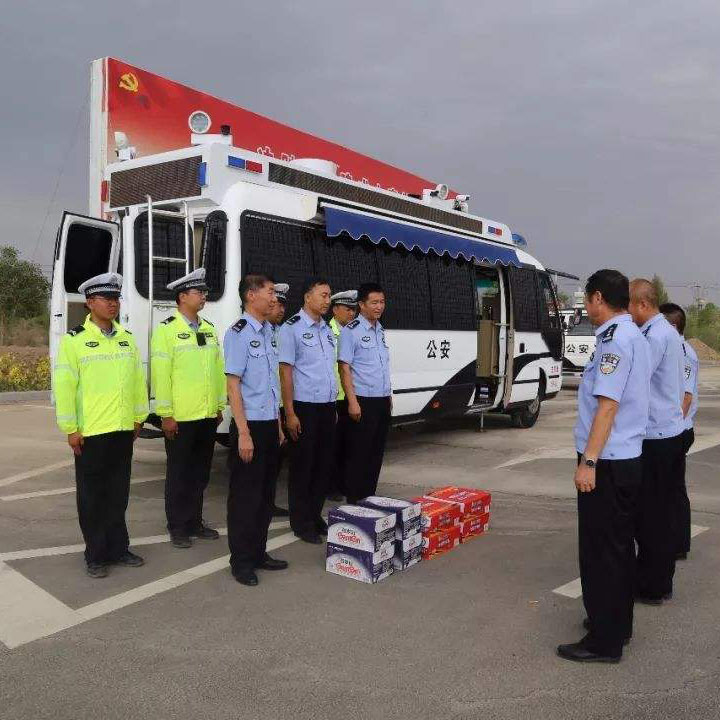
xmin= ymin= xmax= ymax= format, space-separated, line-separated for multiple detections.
xmin=560 ymin=293 xmax=596 ymax=378
xmin=51 ymin=138 xmax=564 ymax=432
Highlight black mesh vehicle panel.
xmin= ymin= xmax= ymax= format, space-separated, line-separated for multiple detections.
xmin=312 ymin=232 xmax=380 ymax=292
xmin=377 ymin=245 xmax=433 ymax=329
xmin=426 ymin=253 xmax=475 ymax=330
xmin=509 ymin=266 xmax=541 ymax=332
xmin=200 ymin=211 xmax=227 ymax=301
xmin=134 ymin=212 xmax=190 ymax=300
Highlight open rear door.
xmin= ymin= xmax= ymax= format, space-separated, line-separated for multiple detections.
xmin=50 ymin=212 xmax=120 ymax=375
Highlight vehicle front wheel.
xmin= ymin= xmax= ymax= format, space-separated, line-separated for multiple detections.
xmin=511 ymin=393 xmax=541 ymax=429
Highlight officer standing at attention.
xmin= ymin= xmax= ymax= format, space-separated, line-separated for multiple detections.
xmin=660 ymin=302 xmax=699 ymax=561
xmin=269 ymin=282 xmax=290 ymax=518
xmin=629 ymin=279 xmax=686 ymax=605
xmin=326 ymin=289 xmax=358 ymax=501
xmin=338 ymin=282 xmax=392 ymax=504
xmin=557 ymin=269 xmax=650 ymax=664
xmin=224 ymin=274 xmax=288 ymax=586
xmin=53 ymin=273 xmax=149 ymax=578
xmin=151 ymin=268 xmax=225 ymax=549
xmin=279 ymin=277 xmax=337 ymax=544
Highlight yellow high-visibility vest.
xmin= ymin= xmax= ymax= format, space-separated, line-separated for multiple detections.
xmin=150 ymin=310 xmax=226 ymax=422
xmin=53 ymin=315 xmax=149 ymax=436
xmin=330 ymin=317 xmax=344 ymax=402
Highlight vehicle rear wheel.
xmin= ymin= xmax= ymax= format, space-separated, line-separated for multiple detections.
xmin=511 ymin=382 xmax=543 ymax=429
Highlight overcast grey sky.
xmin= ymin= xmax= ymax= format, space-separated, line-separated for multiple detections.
xmin=1 ymin=0 xmax=718 ymax=303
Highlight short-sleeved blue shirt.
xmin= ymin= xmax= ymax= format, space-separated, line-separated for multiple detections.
xmin=682 ymin=337 xmax=699 ymax=430
xmin=641 ymin=313 xmax=685 ymax=439
xmin=223 ymin=312 xmax=279 ymax=421
xmin=337 ymin=314 xmax=391 ymax=397
xmin=574 ymin=313 xmax=650 ymax=460
xmin=278 ymin=308 xmax=337 ymax=403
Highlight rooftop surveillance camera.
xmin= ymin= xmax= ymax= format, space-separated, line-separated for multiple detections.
xmin=220 ymin=124 xmax=231 ymax=136
xmin=435 ymin=183 xmax=449 ymax=200
xmin=188 ymin=110 xmax=211 ymax=134
xmin=114 ymin=131 xmax=129 ymax=150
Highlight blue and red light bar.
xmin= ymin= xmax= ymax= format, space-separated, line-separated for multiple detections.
xmin=227 ymin=156 xmax=263 ymax=174
xmin=488 ymin=226 xmax=503 ymax=236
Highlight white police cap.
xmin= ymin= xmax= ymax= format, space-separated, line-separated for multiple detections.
xmin=78 ymin=272 xmax=123 ymax=298
xmin=166 ymin=268 xmax=208 ymax=293
xmin=330 ymin=290 xmax=358 ymax=307
xmin=274 ymin=283 xmax=289 ymax=302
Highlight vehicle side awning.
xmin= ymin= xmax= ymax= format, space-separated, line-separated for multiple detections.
xmin=323 ymin=204 xmax=521 ymax=267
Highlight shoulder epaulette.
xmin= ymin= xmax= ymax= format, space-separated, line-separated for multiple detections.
xmin=161 ymin=316 xmax=176 ymax=325
xmin=201 ymin=317 xmax=214 ymax=327
xmin=682 ymin=343 xmax=687 ymax=356
xmin=231 ymin=318 xmax=247 ymax=333
xmin=67 ymin=324 xmax=85 ymax=336
xmin=286 ymin=314 xmax=301 ymax=325
xmin=347 ymin=319 xmax=360 ymax=329
xmin=601 ymin=324 xmax=617 ymax=343
xmin=124 ymin=328 xmax=133 ymax=335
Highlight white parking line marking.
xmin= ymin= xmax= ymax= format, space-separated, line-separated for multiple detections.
xmin=0 ymin=520 xmax=291 ymax=562
xmin=0 ymin=529 xmax=298 ymax=649
xmin=0 ymin=460 xmax=74 ymax=488
xmin=0 ymin=474 xmax=166 ymax=502
xmin=553 ymin=577 xmax=583 ymax=599
xmin=552 ymin=526 xmax=710 ymax=600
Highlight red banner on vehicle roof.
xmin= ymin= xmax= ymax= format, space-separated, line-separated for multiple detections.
xmin=98 ymin=58 xmax=437 ymax=199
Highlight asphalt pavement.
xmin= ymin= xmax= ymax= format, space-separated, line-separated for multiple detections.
xmin=1 ymin=369 xmax=719 ymax=719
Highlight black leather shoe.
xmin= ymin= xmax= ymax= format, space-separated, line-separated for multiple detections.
xmin=271 ymin=505 xmax=290 ymax=518
xmin=233 ymin=570 xmax=259 ymax=586
xmin=557 ymin=640 xmax=621 ymax=664
xmin=326 ymin=492 xmax=344 ymax=502
xmin=316 ymin=519 xmax=328 ymax=536
xmin=191 ymin=525 xmax=219 ymax=540
xmin=582 ymin=618 xmax=631 ymax=645
xmin=296 ymin=531 xmax=323 ymax=545
xmin=635 ymin=593 xmax=664 ymax=605
xmin=86 ymin=563 xmax=108 ymax=579
xmin=171 ymin=535 xmax=192 ymax=549
xmin=115 ymin=551 xmax=145 ymax=567
xmin=256 ymin=555 xmax=289 ymax=571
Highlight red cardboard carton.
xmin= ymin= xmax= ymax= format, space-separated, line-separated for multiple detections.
xmin=411 ymin=496 xmax=461 ymax=532
xmin=428 ymin=486 xmax=492 ymax=518
xmin=458 ymin=512 xmax=490 ymax=542
xmin=421 ymin=524 xmax=461 ymax=559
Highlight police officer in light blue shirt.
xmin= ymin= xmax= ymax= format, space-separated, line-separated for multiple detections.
xmin=629 ymin=279 xmax=685 ymax=605
xmin=223 ymin=273 xmax=288 ymax=587
xmin=660 ymin=303 xmax=699 ymax=560
xmin=337 ymin=282 xmax=392 ymax=504
xmin=559 ymin=270 xmax=650 ymax=665
xmin=278 ymin=277 xmax=337 ymax=543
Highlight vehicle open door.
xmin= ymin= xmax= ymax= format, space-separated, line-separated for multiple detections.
xmin=50 ymin=212 xmax=120 ymax=377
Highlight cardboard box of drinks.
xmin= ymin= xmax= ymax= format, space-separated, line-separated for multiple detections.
xmin=326 ymin=542 xmax=394 ymax=584
xmin=427 ymin=486 xmax=492 ymax=518
xmin=358 ymin=496 xmax=422 ymax=539
xmin=327 ymin=504 xmax=396 ymax=553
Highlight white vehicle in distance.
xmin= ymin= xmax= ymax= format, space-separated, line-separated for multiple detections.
xmin=560 ymin=298 xmax=596 ymax=378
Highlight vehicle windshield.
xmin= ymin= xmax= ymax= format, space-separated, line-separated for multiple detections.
xmin=567 ymin=315 xmax=595 ymax=336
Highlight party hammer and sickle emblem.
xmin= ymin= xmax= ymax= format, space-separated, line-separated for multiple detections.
xmin=119 ymin=73 xmax=139 ymax=92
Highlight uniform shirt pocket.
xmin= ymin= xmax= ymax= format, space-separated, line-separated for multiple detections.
xmin=301 ymin=332 xmax=318 ymax=348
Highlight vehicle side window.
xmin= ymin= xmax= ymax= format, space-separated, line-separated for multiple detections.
xmin=537 ymin=272 xmax=561 ymax=330
xmin=425 ymin=252 xmax=475 ymax=331
xmin=509 ymin=266 xmax=541 ymax=331
xmin=200 ymin=210 xmax=227 ymax=301
xmin=64 ymin=224 xmax=113 ymax=294
xmin=378 ymin=245 xmax=433 ymax=330
xmin=134 ymin=212 xmax=191 ymax=300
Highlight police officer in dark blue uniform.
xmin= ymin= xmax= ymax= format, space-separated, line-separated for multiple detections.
xmin=223 ymin=274 xmax=288 ymax=586
xmin=629 ymin=279 xmax=685 ymax=605
xmin=558 ymin=269 xmax=650 ymax=663
xmin=279 ymin=277 xmax=337 ymax=544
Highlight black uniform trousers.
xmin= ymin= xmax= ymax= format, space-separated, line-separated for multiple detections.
xmin=271 ymin=407 xmax=290 ymax=508
xmin=344 ymin=396 xmax=391 ymax=504
xmin=74 ymin=430 xmax=134 ymax=566
xmin=227 ymin=419 xmax=279 ymax=573
xmin=288 ymin=401 xmax=336 ymax=536
xmin=164 ymin=417 xmax=217 ymax=537
xmin=327 ymin=399 xmax=350 ymax=497
xmin=675 ymin=428 xmax=695 ymax=555
xmin=636 ymin=433 xmax=685 ymax=599
xmin=577 ymin=454 xmax=642 ymax=657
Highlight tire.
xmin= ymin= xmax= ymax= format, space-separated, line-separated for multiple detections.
xmin=511 ymin=380 xmax=543 ymax=429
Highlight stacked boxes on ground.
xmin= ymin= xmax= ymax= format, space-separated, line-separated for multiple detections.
xmin=360 ymin=497 xmax=422 ymax=570
xmin=326 ymin=505 xmax=396 ymax=583
xmin=415 ymin=486 xmax=492 ymax=559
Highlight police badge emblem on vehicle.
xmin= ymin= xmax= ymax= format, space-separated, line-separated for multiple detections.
xmin=600 ymin=353 xmax=620 ymax=374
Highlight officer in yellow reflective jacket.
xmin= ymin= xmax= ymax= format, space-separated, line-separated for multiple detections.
xmin=53 ymin=273 xmax=148 ymax=578
xmin=327 ymin=289 xmax=358 ymax=500
xmin=150 ymin=268 xmax=226 ymax=549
